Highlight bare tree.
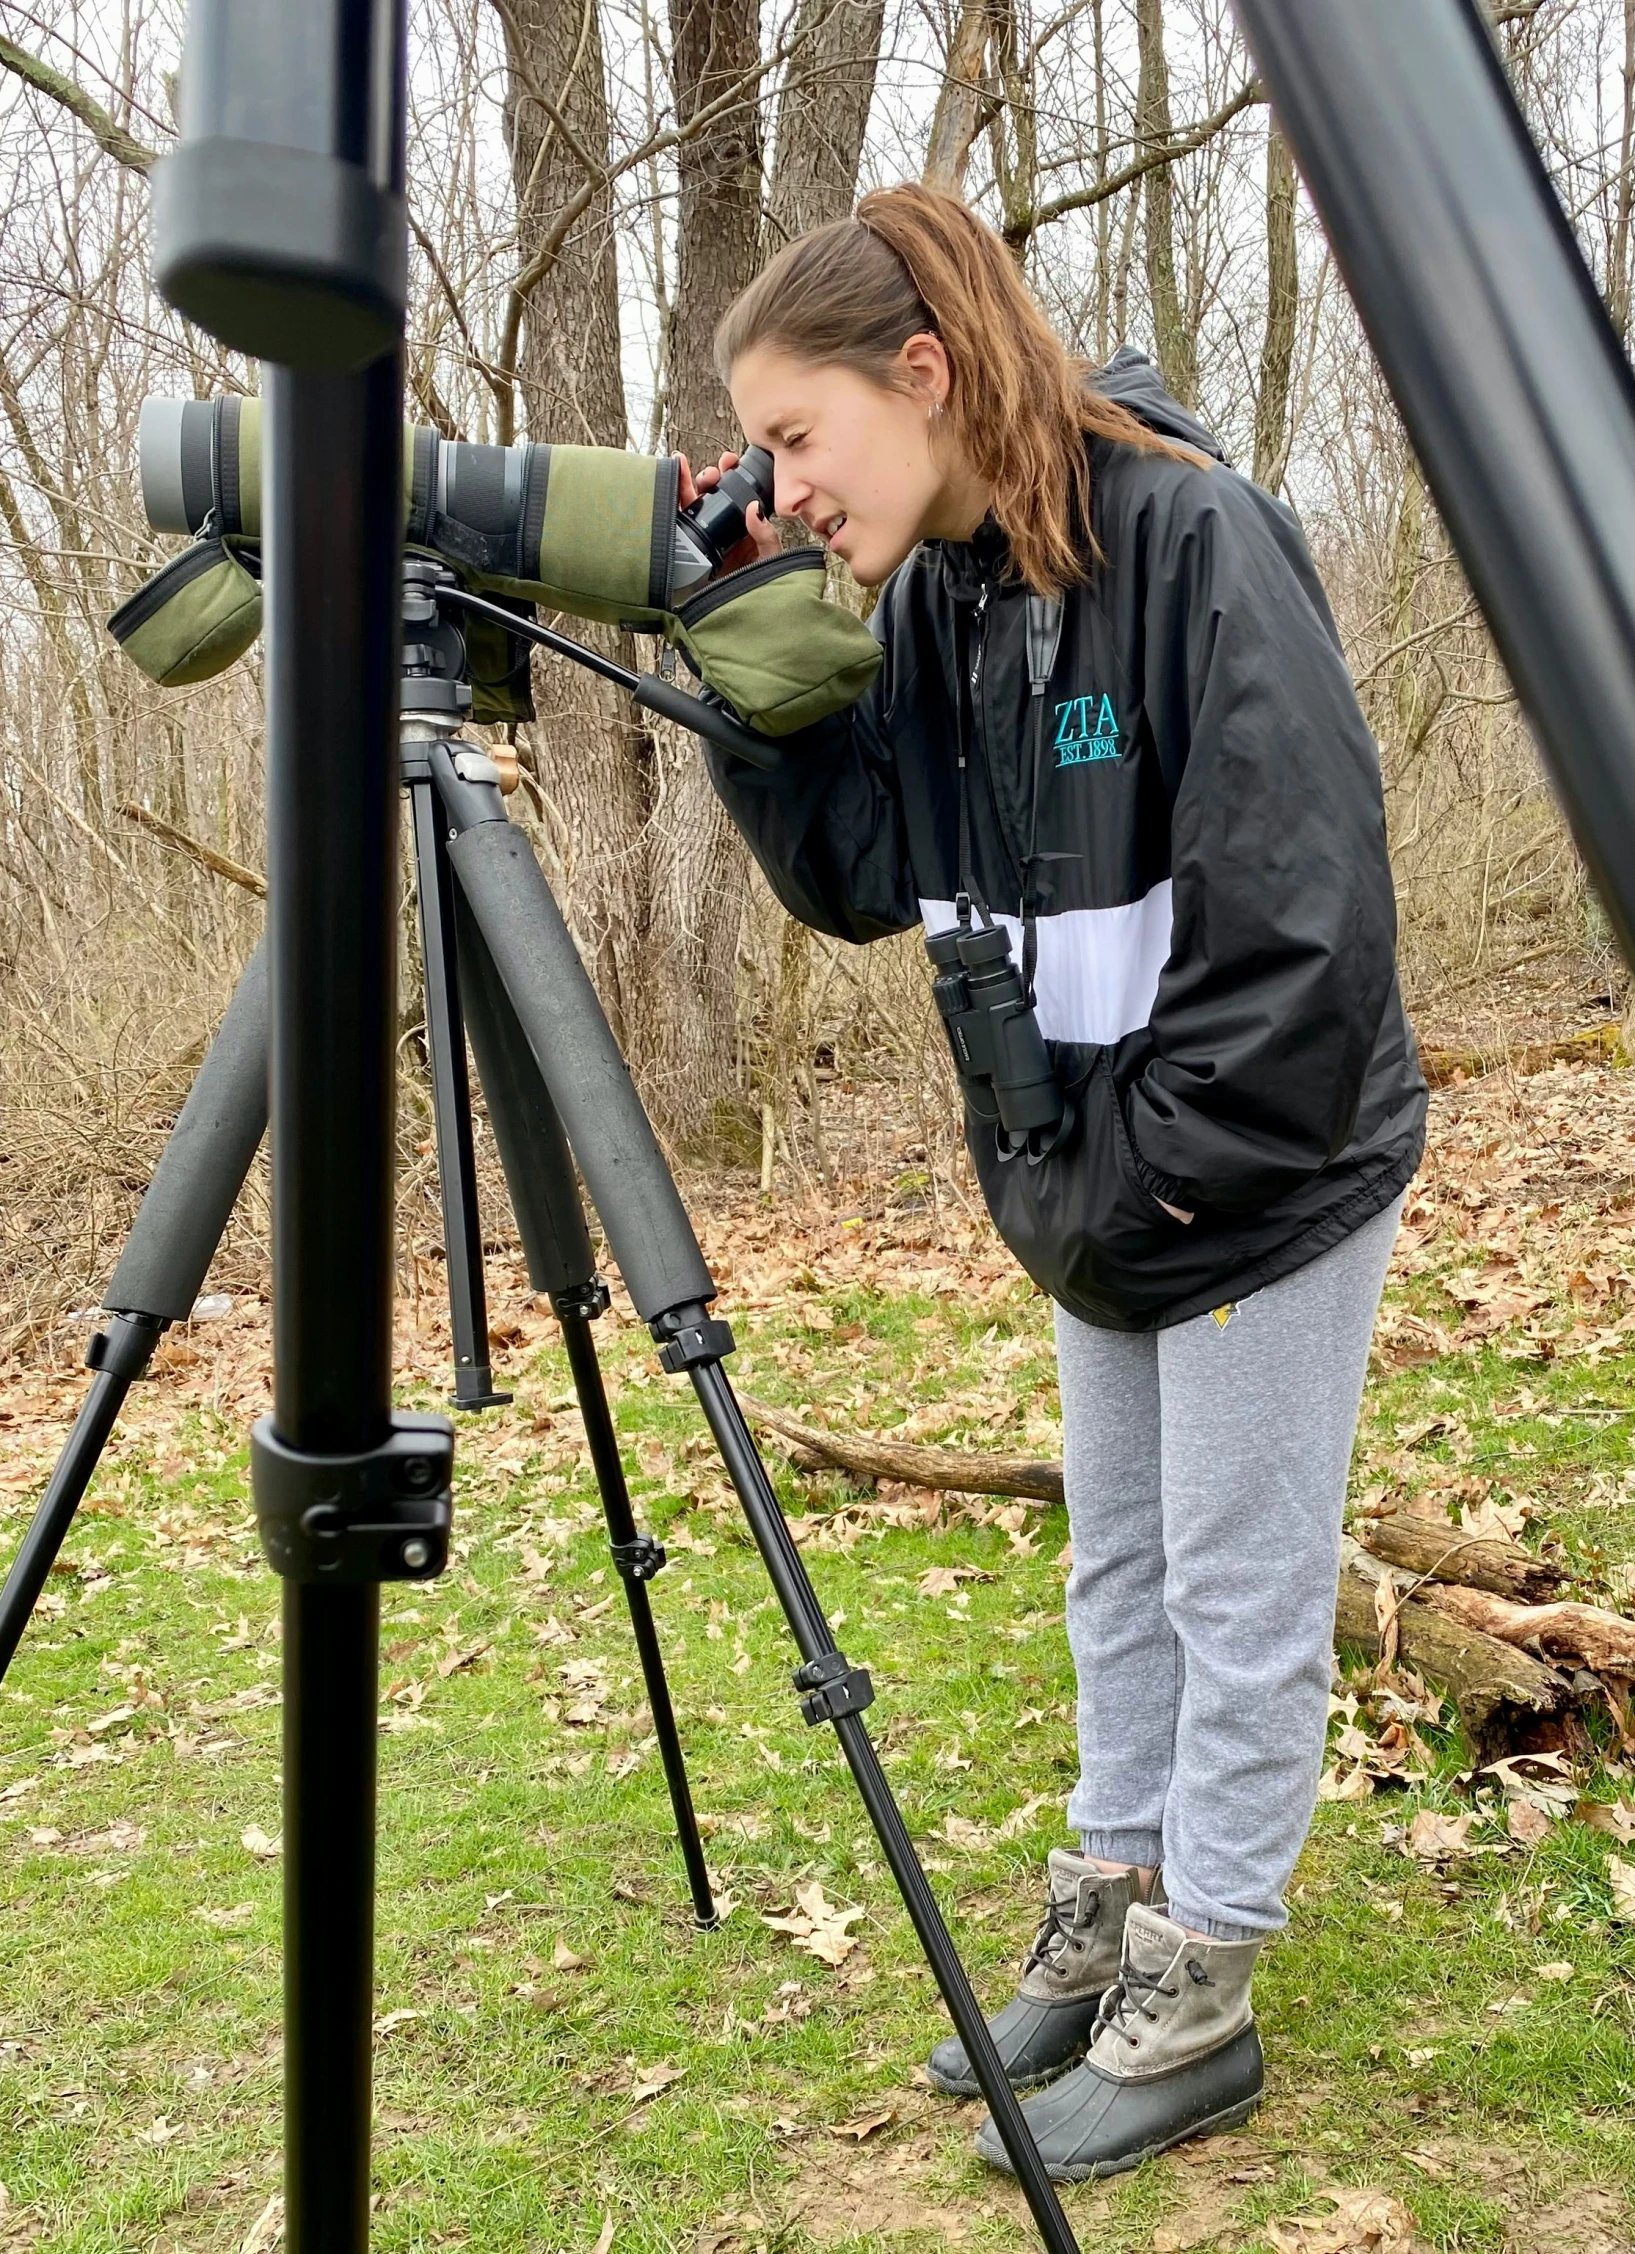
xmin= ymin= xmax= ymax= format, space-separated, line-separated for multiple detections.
xmin=1252 ymin=115 xmax=1296 ymax=492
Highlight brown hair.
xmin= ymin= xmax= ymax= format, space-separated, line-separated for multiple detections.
xmin=714 ymin=183 xmax=1188 ymax=596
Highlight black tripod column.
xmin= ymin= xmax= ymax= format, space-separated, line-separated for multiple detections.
xmin=406 ymin=758 xmax=509 ymax=1409
xmin=456 ymin=899 xmax=717 ymax=1928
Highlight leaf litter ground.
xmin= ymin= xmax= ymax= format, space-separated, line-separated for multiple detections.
xmin=3 ymin=1054 xmax=1635 ymax=2250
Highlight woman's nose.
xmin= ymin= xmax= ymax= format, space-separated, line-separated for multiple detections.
xmin=774 ymin=463 xmax=810 ymax=517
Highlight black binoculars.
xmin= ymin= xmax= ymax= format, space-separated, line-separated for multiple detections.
xmin=925 ymin=919 xmax=1068 ymax=1156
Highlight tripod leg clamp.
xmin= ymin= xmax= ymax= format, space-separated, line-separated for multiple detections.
xmin=610 ymin=1533 xmax=667 ymax=1583
xmin=551 ymin=1278 xmax=611 ymax=1322
xmin=250 ymin=1410 xmax=454 ymax=1583
xmin=792 ymin=1648 xmax=875 ymax=1727
xmin=85 ymin=1311 xmax=165 ymax=1382
xmin=654 ymin=1315 xmax=736 ymax=1372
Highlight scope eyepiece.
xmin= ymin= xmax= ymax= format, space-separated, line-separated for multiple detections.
xmin=672 ymin=446 xmax=776 ymax=587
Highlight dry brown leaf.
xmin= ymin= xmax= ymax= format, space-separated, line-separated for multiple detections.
xmin=1507 ymin=1796 xmax=1552 ymax=1847
xmin=436 ymin=1640 xmax=493 ymax=1679
xmin=628 ymin=2061 xmax=686 ymax=2105
xmin=997 ymin=1793 xmax=1053 ymax=1838
xmin=240 ymin=1824 xmax=281 ymax=1860
xmin=940 ymin=1813 xmax=991 ymax=1851
xmin=916 ymin=1564 xmax=992 ymax=1598
xmin=1606 ymin=1854 xmax=1635 ymax=1921
xmin=553 ymin=1936 xmax=586 ymax=1971
xmin=1153 ymin=2204 xmax=1236 ymax=2253
xmin=589 ymin=2215 xmax=615 ymax=2254
xmin=762 ymin=1883 xmax=866 ymax=1967
xmin=1406 ymin=1809 xmax=1476 ymax=1862
xmin=1265 ymin=2184 xmax=1421 ymax=2253
xmin=240 ymin=2194 xmax=284 ymax=2254
xmin=828 ymin=2106 xmax=896 ymax=2141
xmin=1575 ymin=1795 xmax=1635 ymax=1843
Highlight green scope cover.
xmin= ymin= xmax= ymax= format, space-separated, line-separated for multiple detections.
xmin=109 ymin=400 xmax=882 ymax=737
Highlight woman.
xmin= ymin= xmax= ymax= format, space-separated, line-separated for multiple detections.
xmin=687 ymin=184 xmax=1426 ymax=2183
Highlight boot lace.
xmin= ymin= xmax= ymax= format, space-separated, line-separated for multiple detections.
xmin=1022 ymin=1886 xmax=1098 ymax=1977
xmin=1095 ymin=1956 xmax=1181 ymax=2050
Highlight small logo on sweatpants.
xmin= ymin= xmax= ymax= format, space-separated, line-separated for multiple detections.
xmin=1211 ymin=1303 xmax=1236 ymax=1330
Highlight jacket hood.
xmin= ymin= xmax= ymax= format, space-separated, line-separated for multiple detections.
xmin=1090 ymin=346 xmax=1228 ymax=462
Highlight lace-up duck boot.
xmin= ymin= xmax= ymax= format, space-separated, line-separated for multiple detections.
xmin=926 ymin=1851 xmax=1160 ymax=2097
xmin=972 ymin=1903 xmax=1263 ymax=2179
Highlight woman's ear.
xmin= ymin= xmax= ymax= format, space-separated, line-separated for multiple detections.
xmin=899 ymin=330 xmax=952 ymax=407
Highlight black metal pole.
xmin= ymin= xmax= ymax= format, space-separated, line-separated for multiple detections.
xmin=557 ymin=1311 xmax=719 ymax=1928
xmin=690 ymin=1365 xmax=1081 ymax=2254
xmin=407 ymin=777 xmax=509 ymax=1408
xmin=1230 ymin=0 xmax=1635 ymax=965
xmin=263 ymin=351 xmax=404 ymax=2254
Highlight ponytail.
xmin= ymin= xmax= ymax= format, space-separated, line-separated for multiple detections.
xmin=714 ymin=183 xmax=1185 ymax=597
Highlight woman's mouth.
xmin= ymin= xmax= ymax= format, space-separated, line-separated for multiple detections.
xmin=820 ymin=511 xmax=848 ymax=548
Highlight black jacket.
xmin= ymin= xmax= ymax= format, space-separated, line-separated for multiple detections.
xmin=705 ymin=350 xmax=1427 ymax=1328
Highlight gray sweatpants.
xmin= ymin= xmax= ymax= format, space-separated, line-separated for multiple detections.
xmin=1055 ymin=1198 xmax=1402 ymax=1940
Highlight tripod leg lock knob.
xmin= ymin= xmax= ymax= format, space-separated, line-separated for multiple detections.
xmin=792 ymin=1648 xmax=875 ymax=1727
xmin=610 ymin=1533 xmax=667 ymax=1583
xmin=551 ymin=1278 xmax=612 ymax=1322
xmin=654 ymin=1315 xmax=737 ymax=1372
xmin=250 ymin=1410 xmax=455 ymax=1584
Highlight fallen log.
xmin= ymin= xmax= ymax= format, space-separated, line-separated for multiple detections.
xmin=1417 ymin=1583 xmax=1635 ymax=1677
xmin=737 ymin=1394 xmax=1065 ymax=1506
xmin=1352 ymin=1513 xmax=1565 ymax=1604
xmin=1335 ymin=1559 xmax=1584 ymax=1763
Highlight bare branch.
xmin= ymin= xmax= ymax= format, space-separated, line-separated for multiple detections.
xmin=1004 ymin=76 xmax=1265 ymax=246
xmin=119 ymin=802 xmax=267 ymax=898
xmin=0 ymin=34 xmax=156 ymax=174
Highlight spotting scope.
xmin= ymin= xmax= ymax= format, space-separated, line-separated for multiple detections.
xmin=137 ymin=394 xmax=775 ymax=603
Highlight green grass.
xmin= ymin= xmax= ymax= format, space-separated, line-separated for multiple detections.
xmin=2 ymin=1278 xmax=1634 ymax=2253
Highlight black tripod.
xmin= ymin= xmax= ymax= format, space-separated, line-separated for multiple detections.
xmin=1 ymin=557 xmax=1084 ymax=2251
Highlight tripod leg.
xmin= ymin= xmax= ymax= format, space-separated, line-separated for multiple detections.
xmin=406 ymin=774 xmax=509 ymax=1409
xmin=0 ymin=941 xmax=270 ymax=1682
xmin=441 ymin=758 xmax=1081 ymax=2250
xmin=456 ymin=897 xmax=717 ymax=1927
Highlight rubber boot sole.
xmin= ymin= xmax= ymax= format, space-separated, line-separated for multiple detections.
xmin=980 ymin=2089 xmax=1262 ymax=2183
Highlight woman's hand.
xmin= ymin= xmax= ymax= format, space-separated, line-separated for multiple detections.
xmin=676 ymin=450 xmax=782 ymax=575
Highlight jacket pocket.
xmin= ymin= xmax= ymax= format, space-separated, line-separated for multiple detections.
xmin=966 ymin=1041 xmax=1190 ymax=1322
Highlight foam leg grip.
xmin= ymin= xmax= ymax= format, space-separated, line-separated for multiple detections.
xmin=447 ymin=824 xmax=717 ymax=1324
xmin=104 ymin=941 xmax=269 ymax=1320
xmin=454 ymin=890 xmax=597 ymax=1298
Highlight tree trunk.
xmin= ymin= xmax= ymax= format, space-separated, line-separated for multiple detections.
xmin=494 ymin=0 xmax=656 ymax=1069
xmin=765 ymin=0 xmax=886 ymax=245
xmin=667 ymin=0 xmax=764 ymax=464
xmin=1135 ymin=0 xmax=1195 ymax=407
xmin=923 ymin=0 xmax=993 ymax=195
xmin=1251 ymin=118 xmax=1297 ymax=493
xmin=652 ymin=0 xmax=770 ymax=1139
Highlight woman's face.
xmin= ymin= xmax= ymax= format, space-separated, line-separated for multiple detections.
xmin=729 ymin=339 xmax=977 ymax=585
